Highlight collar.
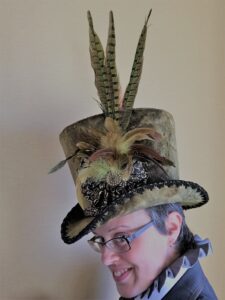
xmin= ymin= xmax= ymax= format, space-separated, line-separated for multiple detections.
xmin=119 ymin=235 xmax=212 ymax=300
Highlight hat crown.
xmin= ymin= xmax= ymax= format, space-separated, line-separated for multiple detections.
xmin=60 ymin=108 xmax=178 ymax=215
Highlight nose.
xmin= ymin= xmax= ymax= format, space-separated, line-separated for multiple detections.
xmin=101 ymin=246 xmax=120 ymax=266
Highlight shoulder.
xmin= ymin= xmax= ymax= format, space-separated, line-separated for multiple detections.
xmin=163 ymin=261 xmax=217 ymax=300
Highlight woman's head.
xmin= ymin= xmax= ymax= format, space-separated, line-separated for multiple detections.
xmin=90 ymin=204 xmax=191 ymax=298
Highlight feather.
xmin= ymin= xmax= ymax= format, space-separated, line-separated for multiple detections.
xmin=76 ymin=141 xmax=96 ymax=151
xmin=48 ymin=159 xmax=68 ymax=174
xmin=105 ymin=11 xmax=121 ymax=121
xmin=122 ymin=127 xmax=161 ymax=141
xmin=93 ymin=97 xmax=106 ymax=113
xmin=78 ymin=159 xmax=111 ymax=183
xmin=89 ymin=148 xmax=115 ymax=162
xmin=118 ymin=127 xmax=161 ymax=154
xmin=87 ymin=11 xmax=108 ymax=114
xmin=101 ymin=117 xmax=122 ymax=148
xmin=104 ymin=117 xmax=121 ymax=133
xmin=48 ymin=151 xmax=78 ymax=174
xmin=131 ymin=144 xmax=175 ymax=166
xmin=121 ymin=9 xmax=152 ymax=130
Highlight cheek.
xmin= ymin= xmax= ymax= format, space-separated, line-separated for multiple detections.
xmin=118 ymin=248 xmax=156 ymax=296
xmin=123 ymin=242 xmax=153 ymax=279
xmin=116 ymin=237 xmax=170 ymax=298
xmin=131 ymin=234 xmax=169 ymax=276
xmin=146 ymin=231 xmax=169 ymax=254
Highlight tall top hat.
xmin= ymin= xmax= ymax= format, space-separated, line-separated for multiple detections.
xmin=50 ymin=10 xmax=208 ymax=244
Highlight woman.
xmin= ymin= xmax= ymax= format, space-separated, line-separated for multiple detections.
xmin=90 ymin=205 xmax=216 ymax=299
xmin=51 ymin=10 xmax=217 ymax=299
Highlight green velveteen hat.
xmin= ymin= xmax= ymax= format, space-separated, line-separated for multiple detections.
xmin=50 ymin=10 xmax=208 ymax=244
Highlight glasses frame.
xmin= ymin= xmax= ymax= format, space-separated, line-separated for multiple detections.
xmin=88 ymin=220 xmax=154 ymax=253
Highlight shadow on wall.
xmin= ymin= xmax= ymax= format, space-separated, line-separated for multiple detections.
xmin=59 ymin=261 xmax=111 ymax=300
xmin=73 ymin=263 xmax=102 ymax=300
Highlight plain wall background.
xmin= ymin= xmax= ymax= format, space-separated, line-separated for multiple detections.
xmin=1 ymin=0 xmax=224 ymax=299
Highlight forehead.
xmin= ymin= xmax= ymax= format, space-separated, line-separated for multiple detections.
xmin=94 ymin=209 xmax=150 ymax=235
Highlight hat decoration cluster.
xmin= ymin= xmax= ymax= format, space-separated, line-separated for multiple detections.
xmin=50 ymin=10 xmax=175 ymax=217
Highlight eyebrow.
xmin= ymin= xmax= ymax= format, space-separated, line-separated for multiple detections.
xmin=108 ymin=225 xmax=130 ymax=233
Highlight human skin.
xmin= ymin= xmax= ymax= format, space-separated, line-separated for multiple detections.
xmin=93 ymin=209 xmax=182 ymax=298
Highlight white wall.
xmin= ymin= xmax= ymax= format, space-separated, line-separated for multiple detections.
xmin=1 ymin=0 xmax=224 ymax=299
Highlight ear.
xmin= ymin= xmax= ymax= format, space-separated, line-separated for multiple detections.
xmin=165 ymin=211 xmax=183 ymax=246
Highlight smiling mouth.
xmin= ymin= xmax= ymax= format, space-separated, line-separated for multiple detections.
xmin=113 ymin=268 xmax=132 ymax=282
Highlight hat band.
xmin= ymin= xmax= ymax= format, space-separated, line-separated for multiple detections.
xmin=82 ymin=159 xmax=170 ymax=217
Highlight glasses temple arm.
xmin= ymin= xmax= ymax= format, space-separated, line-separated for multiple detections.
xmin=128 ymin=221 xmax=154 ymax=242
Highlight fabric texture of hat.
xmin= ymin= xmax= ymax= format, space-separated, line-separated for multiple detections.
xmin=50 ymin=10 xmax=209 ymax=244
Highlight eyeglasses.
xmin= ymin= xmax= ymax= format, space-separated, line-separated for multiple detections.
xmin=88 ymin=220 xmax=154 ymax=253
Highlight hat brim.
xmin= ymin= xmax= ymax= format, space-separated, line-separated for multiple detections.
xmin=61 ymin=180 xmax=208 ymax=244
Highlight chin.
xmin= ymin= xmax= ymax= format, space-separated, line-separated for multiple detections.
xmin=117 ymin=285 xmax=139 ymax=299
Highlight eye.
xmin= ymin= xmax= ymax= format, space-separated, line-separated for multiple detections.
xmin=91 ymin=236 xmax=104 ymax=243
xmin=114 ymin=232 xmax=129 ymax=238
xmin=113 ymin=236 xmax=128 ymax=245
xmin=107 ymin=236 xmax=130 ymax=252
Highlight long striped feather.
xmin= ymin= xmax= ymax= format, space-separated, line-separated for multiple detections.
xmin=87 ymin=11 xmax=108 ymax=114
xmin=105 ymin=11 xmax=121 ymax=121
xmin=121 ymin=9 xmax=152 ymax=130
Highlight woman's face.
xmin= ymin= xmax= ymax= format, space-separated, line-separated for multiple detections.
xmin=93 ymin=209 xmax=176 ymax=298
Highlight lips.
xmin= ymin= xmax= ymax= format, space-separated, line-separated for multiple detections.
xmin=112 ymin=267 xmax=132 ymax=282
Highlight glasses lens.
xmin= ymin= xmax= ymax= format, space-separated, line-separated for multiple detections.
xmin=88 ymin=240 xmax=102 ymax=252
xmin=107 ymin=237 xmax=130 ymax=253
